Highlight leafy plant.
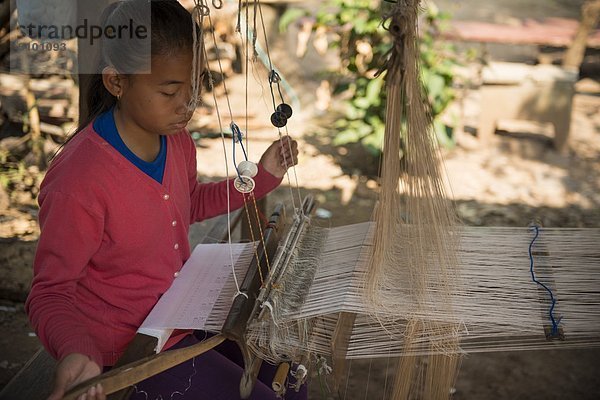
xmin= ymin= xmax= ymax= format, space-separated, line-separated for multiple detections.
xmin=282 ymin=0 xmax=463 ymax=155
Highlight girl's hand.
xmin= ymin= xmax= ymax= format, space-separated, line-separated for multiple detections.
xmin=48 ymin=353 xmax=104 ymax=400
xmin=259 ymin=136 xmax=299 ymax=178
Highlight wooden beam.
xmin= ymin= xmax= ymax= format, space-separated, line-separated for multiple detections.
xmin=64 ymin=335 xmax=226 ymax=400
xmin=563 ymin=0 xmax=600 ymax=70
xmin=331 ymin=312 xmax=357 ymax=394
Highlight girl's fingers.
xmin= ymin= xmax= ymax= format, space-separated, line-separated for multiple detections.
xmin=94 ymin=383 xmax=105 ymax=400
xmin=275 ymin=137 xmax=298 ymax=167
xmin=77 ymin=382 xmax=103 ymax=400
xmin=98 ymin=384 xmax=106 ymax=400
xmin=279 ymin=155 xmax=298 ymax=167
xmin=278 ymin=138 xmax=297 ymax=150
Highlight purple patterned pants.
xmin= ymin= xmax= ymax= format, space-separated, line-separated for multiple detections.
xmin=127 ymin=332 xmax=309 ymax=400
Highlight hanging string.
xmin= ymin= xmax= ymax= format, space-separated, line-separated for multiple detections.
xmin=189 ymin=3 xmax=312 ymax=378
xmin=130 ymin=356 xmax=198 ymax=400
xmin=231 ymin=3 xmax=273 ymax=288
xmin=231 ymin=122 xmax=250 ymax=181
xmin=242 ymin=194 xmax=265 ymax=286
xmin=189 ymin=3 xmax=209 ymax=111
xmin=528 ymin=224 xmax=562 ymax=336
xmin=249 ymin=191 xmax=271 ymax=275
xmin=255 ymin=0 xmax=303 ymax=212
xmin=205 ymin=6 xmax=235 ymax=121
xmin=198 ymin=0 xmax=275 ymax=298
xmin=236 ymin=0 xmax=303 ymax=212
xmin=194 ymin=0 xmax=243 ymax=298
xmin=245 ymin=2 xmax=250 ymax=154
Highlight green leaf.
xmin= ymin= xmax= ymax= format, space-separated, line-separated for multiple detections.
xmin=346 ymin=104 xmax=365 ymax=120
xmin=333 ymin=129 xmax=362 ymax=145
xmin=433 ymin=119 xmax=455 ymax=149
xmin=361 ymin=125 xmax=384 ymax=153
xmin=426 ymin=74 xmax=445 ymax=102
xmin=364 ymin=77 xmax=384 ymax=105
xmin=352 ymin=97 xmax=371 ymax=109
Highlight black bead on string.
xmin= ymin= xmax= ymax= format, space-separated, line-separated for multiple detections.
xmin=268 ymin=69 xmax=294 ymax=128
xmin=270 ymin=111 xmax=288 ymax=128
xmin=276 ymin=103 xmax=293 ymax=119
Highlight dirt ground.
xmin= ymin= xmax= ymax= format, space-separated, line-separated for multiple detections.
xmin=2 ymin=2 xmax=600 ymax=400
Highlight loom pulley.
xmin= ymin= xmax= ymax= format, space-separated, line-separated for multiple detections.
xmin=234 ymin=160 xmax=258 ymax=193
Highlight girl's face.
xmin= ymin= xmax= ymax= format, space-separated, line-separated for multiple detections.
xmin=121 ymin=51 xmax=195 ymax=136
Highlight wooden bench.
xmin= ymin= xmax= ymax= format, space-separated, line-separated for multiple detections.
xmin=442 ymin=18 xmax=600 ymax=49
xmin=478 ymin=61 xmax=578 ymax=153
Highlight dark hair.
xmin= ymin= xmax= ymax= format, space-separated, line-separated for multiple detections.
xmin=56 ymin=0 xmax=196 ymax=155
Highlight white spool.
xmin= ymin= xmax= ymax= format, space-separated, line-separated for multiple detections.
xmin=237 ymin=160 xmax=258 ymax=178
xmin=234 ymin=176 xmax=255 ymax=193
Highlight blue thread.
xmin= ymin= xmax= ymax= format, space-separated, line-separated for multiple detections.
xmin=230 ymin=122 xmax=250 ymax=182
xmin=528 ymin=225 xmax=561 ymax=336
xmin=232 ymin=142 xmax=243 ymax=181
xmin=231 ymin=129 xmax=242 ymax=180
xmin=230 ymin=122 xmax=249 ymax=161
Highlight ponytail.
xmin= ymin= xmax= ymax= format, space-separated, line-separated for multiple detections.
xmin=79 ymin=1 xmax=122 ymax=128
xmin=80 ymin=72 xmax=118 ymax=133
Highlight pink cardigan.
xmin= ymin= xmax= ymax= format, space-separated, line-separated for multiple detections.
xmin=25 ymin=124 xmax=281 ymax=367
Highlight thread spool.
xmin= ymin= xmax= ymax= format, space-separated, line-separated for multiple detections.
xmin=234 ymin=161 xmax=258 ymax=193
xmin=238 ymin=160 xmax=258 ymax=178
xmin=234 ymin=176 xmax=255 ymax=193
xmin=272 ymin=362 xmax=290 ymax=395
xmin=294 ymin=364 xmax=307 ymax=383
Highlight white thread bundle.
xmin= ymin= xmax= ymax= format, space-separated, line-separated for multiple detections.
xmin=197 ymin=224 xmax=600 ymax=362
xmin=371 ymin=0 xmax=462 ymax=396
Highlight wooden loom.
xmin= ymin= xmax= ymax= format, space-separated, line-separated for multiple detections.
xmin=3 ymin=1 xmax=600 ymax=399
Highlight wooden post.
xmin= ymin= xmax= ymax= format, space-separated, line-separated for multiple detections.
xmin=331 ymin=312 xmax=357 ymax=394
xmin=563 ymin=0 xmax=600 ymax=71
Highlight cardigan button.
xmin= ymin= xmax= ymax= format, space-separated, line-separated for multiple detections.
xmin=174 ymin=243 xmax=179 ymax=250
xmin=163 ymin=194 xmax=170 ymax=200
xmin=172 ymin=220 xmax=177 ymax=227
xmin=174 ymin=271 xmax=180 ymax=278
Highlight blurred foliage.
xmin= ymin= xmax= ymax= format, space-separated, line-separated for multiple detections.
xmin=0 ymin=143 xmax=42 ymax=202
xmin=282 ymin=0 xmax=469 ymax=155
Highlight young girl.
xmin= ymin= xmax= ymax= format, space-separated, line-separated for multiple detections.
xmin=25 ymin=1 xmax=305 ymax=399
